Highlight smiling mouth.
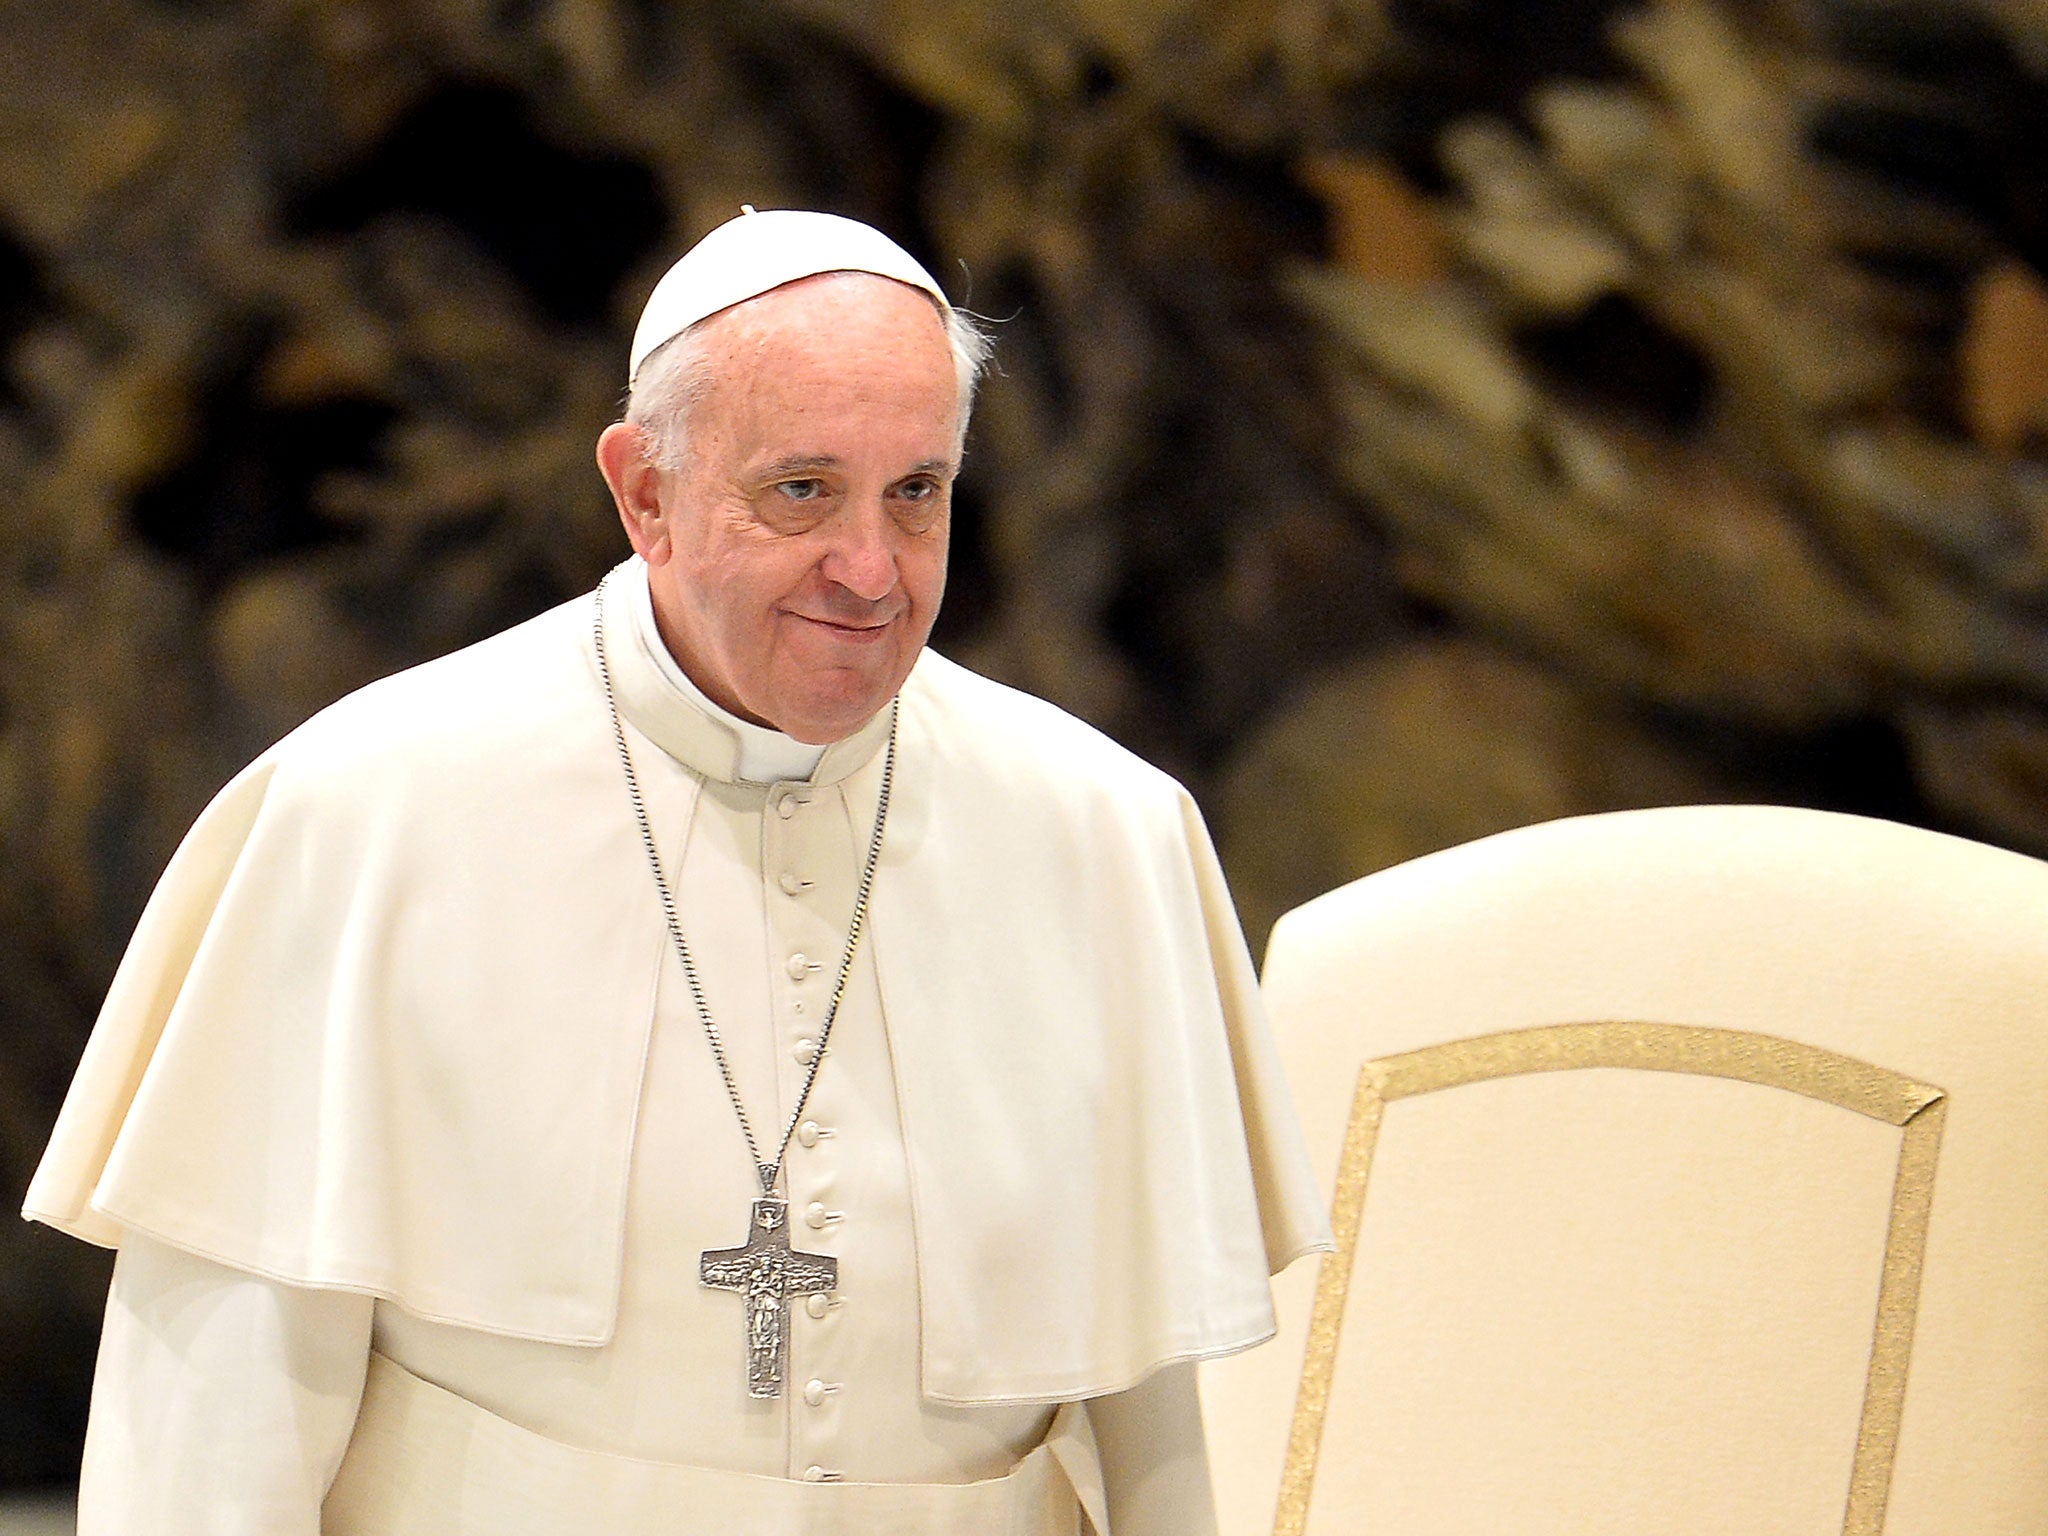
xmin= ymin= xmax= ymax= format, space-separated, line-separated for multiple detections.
xmin=792 ymin=613 xmax=895 ymax=638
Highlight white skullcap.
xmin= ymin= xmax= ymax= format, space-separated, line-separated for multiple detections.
xmin=628 ymin=207 xmax=951 ymax=383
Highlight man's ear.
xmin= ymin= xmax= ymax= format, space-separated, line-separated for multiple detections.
xmin=596 ymin=422 xmax=672 ymax=564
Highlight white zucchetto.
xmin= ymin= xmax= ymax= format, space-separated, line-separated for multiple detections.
xmin=628 ymin=207 xmax=951 ymax=383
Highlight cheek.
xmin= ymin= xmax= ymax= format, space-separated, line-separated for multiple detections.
xmin=742 ymin=560 xmax=845 ymax=651
xmin=902 ymin=530 xmax=950 ymax=605
xmin=698 ymin=545 xmax=802 ymax=618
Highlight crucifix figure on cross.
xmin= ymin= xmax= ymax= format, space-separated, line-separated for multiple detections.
xmin=700 ymin=1194 xmax=839 ymax=1399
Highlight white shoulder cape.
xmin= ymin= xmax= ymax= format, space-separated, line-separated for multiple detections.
xmin=25 ymin=585 xmax=1329 ymax=1405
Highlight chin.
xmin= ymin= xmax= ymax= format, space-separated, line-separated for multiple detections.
xmin=784 ymin=706 xmax=883 ymax=745
xmin=773 ymin=679 xmax=900 ymax=744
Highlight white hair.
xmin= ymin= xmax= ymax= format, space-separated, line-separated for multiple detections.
xmin=625 ymin=293 xmax=995 ymax=473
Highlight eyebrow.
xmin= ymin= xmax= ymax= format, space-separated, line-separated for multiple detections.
xmin=756 ymin=454 xmax=841 ymax=478
xmin=754 ymin=455 xmax=958 ymax=479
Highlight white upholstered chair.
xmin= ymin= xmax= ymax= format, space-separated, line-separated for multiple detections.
xmin=1202 ymin=805 xmax=2048 ymax=1536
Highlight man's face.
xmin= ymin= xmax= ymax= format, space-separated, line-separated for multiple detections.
xmin=611 ymin=272 xmax=959 ymax=744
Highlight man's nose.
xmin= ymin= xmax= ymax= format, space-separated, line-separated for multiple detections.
xmin=821 ymin=500 xmax=898 ymax=602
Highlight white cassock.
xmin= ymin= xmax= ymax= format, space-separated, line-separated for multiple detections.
xmin=26 ymin=557 xmax=1331 ymax=1534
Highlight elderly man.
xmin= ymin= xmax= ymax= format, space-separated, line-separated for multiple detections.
xmin=27 ymin=209 xmax=1328 ymax=1533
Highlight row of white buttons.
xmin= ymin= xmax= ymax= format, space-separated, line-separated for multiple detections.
xmin=776 ymin=784 xmax=842 ymax=1477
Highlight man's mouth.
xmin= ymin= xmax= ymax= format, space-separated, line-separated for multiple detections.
xmin=791 ymin=612 xmax=895 ymax=637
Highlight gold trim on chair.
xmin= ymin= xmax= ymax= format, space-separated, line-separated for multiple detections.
xmin=1273 ymin=1022 xmax=1947 ymax=1536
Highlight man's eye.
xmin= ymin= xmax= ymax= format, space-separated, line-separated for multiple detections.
xmin=897 ymin=478 xmax=937 ymax=502
xmin=776 ymin=479 xmax=823 ymax=501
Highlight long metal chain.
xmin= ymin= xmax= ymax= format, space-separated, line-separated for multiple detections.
xmin=593 ymin=574 xmax=896 ymax=1196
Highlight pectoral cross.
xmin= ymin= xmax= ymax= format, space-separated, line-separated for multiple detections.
xmin=700 ymin=1193 xmax=838 ymax=1399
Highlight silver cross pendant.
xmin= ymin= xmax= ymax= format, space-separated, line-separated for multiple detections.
xmin=700 ymin=1195 xmax=838 ymax=1398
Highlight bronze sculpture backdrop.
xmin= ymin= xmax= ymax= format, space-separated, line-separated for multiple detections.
xmin=1 ymin=0 xmax=2044 ymax=1489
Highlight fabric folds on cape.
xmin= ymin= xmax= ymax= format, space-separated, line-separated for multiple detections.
xmin=25 ymin=581 xmax=1330 ymax=1403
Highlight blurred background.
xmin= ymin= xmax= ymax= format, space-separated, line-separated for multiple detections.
xmin=2 ymin=0 xmax=2046 ymax=1508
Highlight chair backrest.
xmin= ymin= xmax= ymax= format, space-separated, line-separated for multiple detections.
xmin=1202 ymin=805 xmax=2048 ymax=1536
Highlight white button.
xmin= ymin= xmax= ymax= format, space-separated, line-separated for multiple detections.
xmin=803 ymin=1379 xmax=829 ymax=1407
xmin=805 ymin=1294 xmax=831 ymax=1319
xmin=805 ymin=1201 xmax=829 ymax=1229
xmin=797 ymin=1120 xmax=821 ymax=1148
xmin=802 ymin=1465 xmax=827 ymax=1482
xmin=779 ymin=872 xmax=805 ymax=895
xmin=776 ymin=793 xmax=800 ymax=820
xmin=793 ymin=1037 xmax=817 ymax=1064
xmin=786 ymin=953 xmax=811 ymax=980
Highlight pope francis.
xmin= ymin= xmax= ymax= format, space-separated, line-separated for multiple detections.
xmin=24 ymin=208 xmax=1330 ymax=1534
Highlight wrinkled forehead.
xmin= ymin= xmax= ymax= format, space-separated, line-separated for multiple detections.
xmin=629 ymin=208 xmax=949 ymax=384
xmin=677 ymin=275 xmax=962 ymax=445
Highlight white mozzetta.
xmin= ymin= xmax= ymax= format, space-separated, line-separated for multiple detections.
xmin=28 ymin=559 xmax=1328 ymax=1407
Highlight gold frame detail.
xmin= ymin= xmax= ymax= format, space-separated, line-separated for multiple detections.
xmin=1272 ymin=1022 xmax=1947 ymax=1536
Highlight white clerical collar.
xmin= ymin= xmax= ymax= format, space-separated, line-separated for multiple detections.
xmin=621 ymin=560 xmax=827 ymax=784
xmin=602 ymin=557 xmax=894 ymax=788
